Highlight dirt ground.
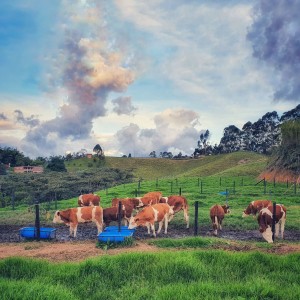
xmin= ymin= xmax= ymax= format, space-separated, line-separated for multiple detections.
xmin=0 ymin=224 xmax=299 ymax=262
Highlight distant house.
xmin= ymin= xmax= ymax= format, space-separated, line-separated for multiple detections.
xmin=14 ymin=166 xmax=44 ymax=174
xmin=86 ymin=153 xmax=93 ymax=159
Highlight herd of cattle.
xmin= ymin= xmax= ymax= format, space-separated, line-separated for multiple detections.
xmin=53 ymin=193 xmax=286 ymax=243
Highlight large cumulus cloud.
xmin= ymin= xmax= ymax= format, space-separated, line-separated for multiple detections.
xmin=247 ymin=0 xmax=300 ymax=101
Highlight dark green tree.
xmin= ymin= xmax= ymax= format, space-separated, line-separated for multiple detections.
xmin=46 ymin=156 xmax=67 ymax=172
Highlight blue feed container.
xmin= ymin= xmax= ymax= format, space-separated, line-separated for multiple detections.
xmin=19 ymin=227 xmax=57 ymax=239
xmin=104 ymin=226 xmax=135 ymax=233
xmin=98 ymin=229 xmax=134 ymax=243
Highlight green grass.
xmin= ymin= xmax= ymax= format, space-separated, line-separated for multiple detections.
xmin=65 ymin=151 xmax=268 ymax=180
xmin=0 ymin=251 xmax=299 ymax=299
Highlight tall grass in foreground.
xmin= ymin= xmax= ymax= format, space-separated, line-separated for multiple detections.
xmin=0 ymin=251 xmax=299 ymax=300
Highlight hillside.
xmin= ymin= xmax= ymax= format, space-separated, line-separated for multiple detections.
xmin=65 ymin=151 xmax=269 ymax=180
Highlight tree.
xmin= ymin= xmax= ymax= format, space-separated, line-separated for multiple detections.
xmin=0 ymin=163 xmax=6 ymax=175
xmin=149 ymin=151 xmax=156 ymax=158
xmin=46 ymin=156 xmax=67 ymax=172
xmin=93 ymin=144 xmax=104 ymax=157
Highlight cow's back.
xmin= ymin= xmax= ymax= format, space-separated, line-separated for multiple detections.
xmin=210 ymin=205 xmax=224 ymax=218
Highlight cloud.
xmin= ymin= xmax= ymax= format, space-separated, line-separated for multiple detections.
xmin=14 ymin=110 xmax=40 ymax=128
xmin=114 ymin=108 xmax=200 ymax=156
xmin=247 ymin=0 xmax=300 ymax=101
xmin=112 ymin=96 xmax=137 ymax=115
xmin=0 ymin=113 xmax=7 ymax=120
xmin=20 ymin=0 xmax=135 ymax=157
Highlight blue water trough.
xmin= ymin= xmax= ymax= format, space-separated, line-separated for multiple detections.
xmin=98 ymin=201 xmax=135 ymax=243
xmin=19 ymin=227 xmax=57 ymax=239
xmin=98 ymin=226 xmax=135 ymax=243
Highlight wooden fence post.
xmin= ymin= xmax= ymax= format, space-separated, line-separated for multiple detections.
xmin=194 ymin=201 xmax=199 ymax=236
xmin=35 ymin=201 xmax=40 ymax=241
xmin=272 ymin=202 xmax=276 ymax=242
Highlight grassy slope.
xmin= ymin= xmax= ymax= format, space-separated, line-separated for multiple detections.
xmin=65 ymin=151 xmax=269 ymax=180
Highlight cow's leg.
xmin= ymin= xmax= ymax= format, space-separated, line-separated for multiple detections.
xmin=150 ymin=222 xmax=156 ymax=237
xmin=280 ymin=218 xmax=286 ymax=239
xmin=184 ymin=208 xmax=189 ymax=228
xmin=213 ymin=216 xmax=218 ymax=236
xmin=146 ymin=222 xmax=151 ymax=235
xmin=164 ymin=215 xmax=169 ymax=234
xmin=72 ymin=224 xmax=78 ymax=238
xmin=96 ymin=221 xmax=103 ymax=234
xmin=157 ymin=220 xmax=163 ymax=234
xmin=219 ymin=218 xmax=223 ymax=231
xmin=275 ymin=222 xmax=280 ymax=238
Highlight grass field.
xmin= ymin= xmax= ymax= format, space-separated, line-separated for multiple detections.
xmin=0 ymin=251 xmax=299 ymax=300
xmin=0 ymin=151 xmax=299 ymax=299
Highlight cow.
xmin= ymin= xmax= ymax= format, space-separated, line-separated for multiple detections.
xmin=78 ymin=193 xmax=100 ymax=207
xmin=210 ymin=204 xmax=230 ymax=236
xmin=53 ymin=206 xmax=103 ymax=237
xmin=111 ymin=198 xmax=142 ymax=223
xmin=242 ymin=200 xmax=272 ymax=218
xmin=128 ymin=203 xmax=174 ymax=237
xmin=136 ymin=191 xmax=163 ymax=207
xmin=160 ymin=195 xmax=189 ymax=228
xmin=103 ymin=205 xmax=126 ymax=227
xmin=257 ymin=204 xmax=287 ymax=243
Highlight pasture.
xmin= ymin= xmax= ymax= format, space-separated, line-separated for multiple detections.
xmin=0 ymin=152 xmax=299 ymax=299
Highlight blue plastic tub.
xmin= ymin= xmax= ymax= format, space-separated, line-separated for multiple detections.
xmin=98 ymin=230 xmax=134 ymax=243
xmin=19 ymin=227 xmax=57 ymax=239
xmin=104 ymin=226 xmax=135 ymax=233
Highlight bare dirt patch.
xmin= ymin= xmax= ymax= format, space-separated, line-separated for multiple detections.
xmin=0 ymin=224 xmax=299 ymax=262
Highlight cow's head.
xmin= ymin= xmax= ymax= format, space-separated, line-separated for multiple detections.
xmin=242 ymin=203 xmax=254 ymax=217
xmin=128 ymin=216 xmax=138 ymax=229
xmin=222 ymin=205 xmax=230 ymax=214
xmin=53 ymin=211 xmax=63 ymax=223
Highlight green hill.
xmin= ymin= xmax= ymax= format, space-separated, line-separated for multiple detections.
xmin=65 ymin=151 xmax=269 ymax=180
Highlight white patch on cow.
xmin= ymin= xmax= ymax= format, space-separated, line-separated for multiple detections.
xmin=78 ymin=195 xmax=83 ymax=205
xmin=161 ymin=197 xmax=168 ymax=203
xmin=262 ymin=226 xmax=273 ymax=243
xmin=76 ymin=208 xmax=86 ymax=222
xmin=261 ymin=207 xmax=273 ymax=218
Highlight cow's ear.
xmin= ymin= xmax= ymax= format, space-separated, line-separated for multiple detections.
xmin=135 ymin=217 xmax=139 ymax=222
xmin=57 ymin=211 xmax=60 ymax=216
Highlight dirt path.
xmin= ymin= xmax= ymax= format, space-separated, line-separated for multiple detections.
xmin=0 ymin=240 xmax=299 ymax=263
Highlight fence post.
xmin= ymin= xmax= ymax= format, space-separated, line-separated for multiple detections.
xmin=200 ymin=181 xmax=203 ymax=194
xmin=272 ymin=202 xmax=276 ymax=242
xmin=170 ymin=182 xmax=173 ymax=193
xmin=35 ymin=200 xmax=40 ymax=241
xmin=118 ymin=201 xmax=122 ymax=232
xmin=156 ymin=178 xmax=158 ymax=189
xmin=198 ymin=178 xmax=200 ymax=187
xmin=264 ymin=178 xmax=266 ymax=194
xmin=194 ymin=201 xmax=199 ymax=236
xmin=233 ymin=181 xmax=235 ymax=194
xmin=135 ymin=189 xmax=138 ymax=197
xmin=219 ymin=177 xmax=221 ymax=186
xmin=179 ymin=187 xmax=182 ymax=195
xmin=11 ymin=190 xmax=15 ymax=211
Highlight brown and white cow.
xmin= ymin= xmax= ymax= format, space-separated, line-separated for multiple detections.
xmin=111 ymin=198 xmax=142 ymax=223
xmin=160 ymin=195 xmax=189 ymax=228
xmin=78 ymin=193 xmax=100 ymax=207
xmin=242 ymin=199 xmax=272 ymax=218
xmin=210 ymin=204 xmax=230 ymax=236
xmin=53 ymin=206 xmax=103 ymax=237
xmin=136 ymin=191 xmax=163 ymax=207
xmin=128 ymin=203 xmax=174 ymax=237
xmin=257 ymin=204 xmax=286 ymax=243
xmin=103 ymin=205 xmax=126 ymax=226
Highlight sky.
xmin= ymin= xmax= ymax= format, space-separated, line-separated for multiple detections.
xmin=0 ymin=0 xmax=299 ymax=158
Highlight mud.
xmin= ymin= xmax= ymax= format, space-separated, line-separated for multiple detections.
xmin=1 ymin=223 xmax=299 ymax=243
